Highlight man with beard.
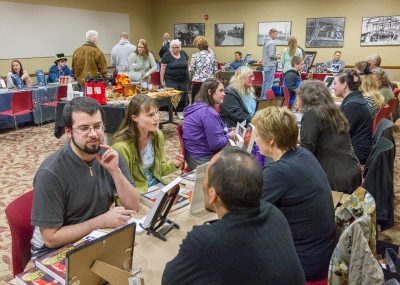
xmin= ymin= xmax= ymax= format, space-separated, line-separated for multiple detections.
xmin=31 ymin=97 xmax=140 ymax=258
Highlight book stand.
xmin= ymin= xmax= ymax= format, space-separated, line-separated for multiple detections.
xmin=140 ymin=184 xmax=182 ymax=241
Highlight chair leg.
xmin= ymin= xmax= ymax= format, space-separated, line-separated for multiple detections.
xmin=13 ymin=115 xmax=18 ymax=131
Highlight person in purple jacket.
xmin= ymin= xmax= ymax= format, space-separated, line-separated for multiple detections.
xmin=183 ymin=78 xmax=236 ymax=170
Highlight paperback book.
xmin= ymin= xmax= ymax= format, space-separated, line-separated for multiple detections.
xmin=15 ymin=267 xmax=60 ymax=285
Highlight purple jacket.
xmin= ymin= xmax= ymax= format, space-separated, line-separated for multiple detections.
xmin=183 ymin=102 xmax=229 ymax=158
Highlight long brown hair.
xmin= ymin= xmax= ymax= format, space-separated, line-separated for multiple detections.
xmin=10 ymin=60 xmax=24 ymax=77
xmin=298 ymin=80 xmax=350 ymax=135
xmin=112 ymin=94 xmax=158 ymax=163
xmin=287 ymin=36 xmax=298 ymax=57
xmin=135 ymin=39 xmax=150 ymax=58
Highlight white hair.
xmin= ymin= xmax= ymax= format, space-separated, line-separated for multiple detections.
xmin=86 ymin=30 xmax=99 ymax=42
xmin=169 ymin=39 xmax=182 ymax=52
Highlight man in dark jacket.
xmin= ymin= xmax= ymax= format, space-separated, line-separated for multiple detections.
xmin=159 ymin=33 xmax=170 ymax=59
xmin=284 ymin=56 xmax=304 ymax=106
xmin=162 ymin=147 xmax=305 ymax=285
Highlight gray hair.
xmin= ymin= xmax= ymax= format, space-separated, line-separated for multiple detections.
xmin=120 ymin=32 xmax=129 ymax=39
xmin=86 ymin=30 xmax=99 ymax=42
xmin=169 ymin=39 xmax=182 ymax=52
xmin=367 ymin=53 xmax=381 ymax=67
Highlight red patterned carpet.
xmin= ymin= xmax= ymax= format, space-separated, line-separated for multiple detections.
xmin=0 ymin=121 xmax=399 ymax=282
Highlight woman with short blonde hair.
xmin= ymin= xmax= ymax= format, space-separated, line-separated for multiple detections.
xmin=220 ymin=66 xmax=256 ymax=128
xmin=252 ymin=106 xmax=336 ymax=283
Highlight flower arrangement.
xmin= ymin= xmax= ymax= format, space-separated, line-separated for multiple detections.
xmin=114 ymin=74 xmax=130 ymax=91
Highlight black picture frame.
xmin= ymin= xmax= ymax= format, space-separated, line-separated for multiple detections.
xmin=360 ymin=16 xmax=400 ymax=46
xmin=174 ymin=23 xmax=205 ymax=47
xmin=257 ymin=21 xmax=292 ymax=46
xmin=303 ymin=51 xmax=317 ymax=73
xmin=215 ymin=23 xmax=244 ymax=46
xmin=305 ymin=17 xmax=345 ymax=48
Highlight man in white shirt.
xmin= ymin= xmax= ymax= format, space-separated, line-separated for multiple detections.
xmin=111 ymin=32 xmax=136 ymax=72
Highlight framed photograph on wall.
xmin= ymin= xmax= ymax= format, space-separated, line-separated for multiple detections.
xmin=303 ymin=51 xmax=317 ymax=73
xmin=305 ymin=17 xmax=345 ymax=48
xmin=258 ymin=21 xmax=291 ymax=46
xmin=174 ymin=23 xmax=205 ymax=47
xmin=360 ymin=16 xmax=400 ymax=46
xmin=215 ymin=23 xmax=244 ymax=46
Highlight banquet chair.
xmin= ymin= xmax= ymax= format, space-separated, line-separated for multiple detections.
xmin=176 ymin=124 xmax=191 ymax=173
xmin=39 ymin=85 xmax=67 ymax=125
xmin=5 ymin=190 xmax=34 ymax=276
xmin=387 ymin=97 xmax=399 ymax=121
xmin=393 ymin=88 xmax=399 ymax=99
xmin=252 ymin=71 xmax=263 ymax=88
xmin=0 ymin=90 xmax=33 ymax=131
xmin=282 ymin=87 xmax=291 ymax=108
xmin=373 ymin=105 xmax=391 ymax=134
xmin=265 ymin=89 xmax=275 ymax=99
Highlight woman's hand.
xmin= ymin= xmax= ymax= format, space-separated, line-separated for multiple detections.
xmin=173 ymin=153 xmax=185 ymax=168
xmin=227 ymin=130 xmax=236 ymax=139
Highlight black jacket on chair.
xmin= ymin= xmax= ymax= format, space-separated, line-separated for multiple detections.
xmin=362 ymin=137 xmax=395 ymax=230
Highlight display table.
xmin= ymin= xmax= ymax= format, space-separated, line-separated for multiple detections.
xmin=0 ymin=85 xmax=58 ymax=130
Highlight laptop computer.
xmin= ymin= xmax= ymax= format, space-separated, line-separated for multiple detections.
xmin=189 ymin=163 xmax=214 ymax=218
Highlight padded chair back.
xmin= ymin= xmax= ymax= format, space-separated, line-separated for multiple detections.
xmin=5 ymin=190 xmax=34 ymax=276
xmin=387 ymin=97 xmax=399 ymax=121
xmin=252 ymin=71 xmax=263 ymax=87
xmin=12 ymin=91 xmax=33 ymax=115
xmin=151 ymin=71 xmax=161 ymax=86
xmin=282 ymin=87 xmax=291 ymax=108
xmin=265 ymin=89 xmax=275 ymax=99
xmin=373 ymin=104 xmax=391 ymax=134
xmin=393 ymin=88 xmax=399 ymax=99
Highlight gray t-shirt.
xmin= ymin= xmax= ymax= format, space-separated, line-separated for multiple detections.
xmin=262 ymin=37 xmax=278 ymax=67
xmin=31 ymin=143 xmax=134 ymax=258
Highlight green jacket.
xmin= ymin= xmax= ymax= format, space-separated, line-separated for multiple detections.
xmin=112 ymin=129 xmax=178 ymax=193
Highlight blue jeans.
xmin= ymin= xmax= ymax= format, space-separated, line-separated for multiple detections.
xmin=261 ymin=65 xmax=276 ymax=99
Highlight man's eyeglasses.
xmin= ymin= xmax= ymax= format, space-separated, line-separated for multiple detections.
xmin=73 ymin=123 xmax=105 ymax=135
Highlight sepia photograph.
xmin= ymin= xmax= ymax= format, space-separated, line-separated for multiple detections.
xmin=258 ymin=21 xmax=291 ymax=46
xmin=215 ymin=23 xmax=244 ymax=46
xmin=360 ymin=16 xmax=400 ymax=46
xmin=174 ymin=23 xmax=205 ymax=47
xmin=305 ymin=17 xmax=345 ymax=48
xmin=303 ymin=51 xmax=317 ymax=73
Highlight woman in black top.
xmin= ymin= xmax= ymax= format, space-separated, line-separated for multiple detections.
xmin=252 ymin=107 xmax=336 ymax=282
xmin=333 ymin=70 xmax=373 ymax=164
xmin=298 ymin=80 xmax=362 ymax=193
xmin=160 ymin=39 xmax=189 ymax=112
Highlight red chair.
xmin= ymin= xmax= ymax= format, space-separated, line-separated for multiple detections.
xmin=306 ymin=279 xmax=328 ymax=285
xmin=282 ymin=87 xmax=291 ymax=108
xmin=150 ymin=71 xmax=161 ymax=86
xmin=387 ymin=97 xmax=399 ymax=121
xmin=265 ymin=89 xmax=275 ymax=99
xmin=393 ymin=88 xmax=400 ymax=99
xmin=252 ymin=71 xmax=263 ymax=88
xmin=176 ymin=124 xmax=192 ymax=173
xmin=40 ymin=85 xmax=67 ymax=120
xmin=312 ymin=73 xmax=332 ymax=81
xmin=5 ymin=190 xmax=34 ymax=276
xmin=0 ymin=91 xmax=33 ymax=130
xmin=372 ymin=104 xmax=391 ymax=134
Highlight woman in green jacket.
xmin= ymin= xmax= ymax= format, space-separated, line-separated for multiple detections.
xmin=112 ymin=94 xmax=184 ymax=193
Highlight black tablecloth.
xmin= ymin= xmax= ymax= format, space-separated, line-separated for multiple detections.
xmin=54 ymin=97 xmax=175 ymax=138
